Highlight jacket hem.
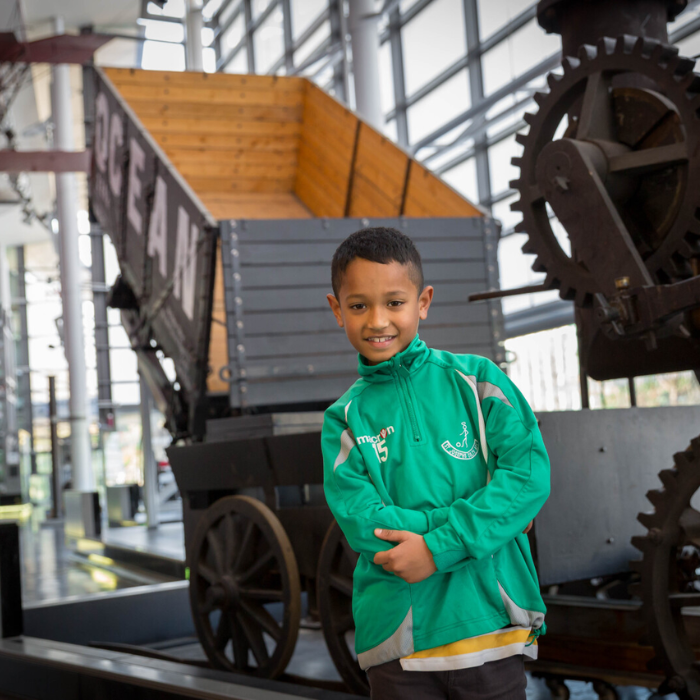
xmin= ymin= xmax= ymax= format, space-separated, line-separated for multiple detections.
xmin=411 ymin=611 xmax=512 ymax=652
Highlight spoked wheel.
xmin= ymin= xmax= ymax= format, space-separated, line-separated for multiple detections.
xmin=189 ymin=495 xmax=301 ymax=678
xmin=632 ymin=437 xmax=700 ymax=698
xmin=317 ymin=520 xmax=369 ymax=695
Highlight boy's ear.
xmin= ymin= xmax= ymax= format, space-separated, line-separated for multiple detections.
xmin=418 ymin=285 xmax=434 ymax=320
xmin=327 ymin=294 xmax=344 ymax=328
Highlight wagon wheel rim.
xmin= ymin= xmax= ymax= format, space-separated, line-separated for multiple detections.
xmin=317 ymin=520 xmax=368 ymax=695
xmin=189 ymin=495 xmax=301 ymax=678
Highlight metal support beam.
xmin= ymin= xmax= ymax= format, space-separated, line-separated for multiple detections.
xmin=13 ymin=248 xmax=35 ymax=476
xmin=185 ymin=0 xmax=204 ymax=71
xmin=463 ymin=0 xmax=492 ymax=208
xmin=281 ymin=0 xmax=293 ymax=73
xmin=348 ymin=0 xmax=383 ymax=130
xmin=51 ymin=16 xmax=95 ymax=494
xmin=328 ymin=0 xmax=349 ymax=102
xmin=243 ymin=0 xmax=256 ymax=73
xmin=48 ymin=376 xmax=61 ymax=519
xmin=0 ymin=150 xmax=91 ymax=173
xmin=388 ymin=7 xmax=408 ymax=146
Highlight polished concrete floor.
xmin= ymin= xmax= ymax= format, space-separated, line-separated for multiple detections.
xmin=14 ymin=515 xmax=668 ymax=699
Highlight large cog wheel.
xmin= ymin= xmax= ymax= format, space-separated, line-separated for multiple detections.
xmin=511 ymin=35 xmax=700 ymax=306
xmin=631 ymin=437 xmax=700 ymax=699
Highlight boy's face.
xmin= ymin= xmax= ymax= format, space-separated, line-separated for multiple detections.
xmin=327 ymin=258 xmax=433 ymax=365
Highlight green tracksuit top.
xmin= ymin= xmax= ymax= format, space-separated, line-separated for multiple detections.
xmin=321 ymin=335 xmax=551 ymax=670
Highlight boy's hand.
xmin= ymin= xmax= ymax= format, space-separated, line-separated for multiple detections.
xmin=373 ymin=529 xmax=437 ymax=583
xmin=523 ymin=520 xmax=533 ymax=534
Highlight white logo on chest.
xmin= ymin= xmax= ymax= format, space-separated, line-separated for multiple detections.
xmin=441 ymin=422 xmax=479 ymax=461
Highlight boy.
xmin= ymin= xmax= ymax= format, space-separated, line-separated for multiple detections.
xmin=321 ymin=227 xmax=550 ymax=699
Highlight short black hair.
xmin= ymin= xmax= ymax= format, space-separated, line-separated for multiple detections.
xmin=331 ymin=227 xmax=424 ymax=298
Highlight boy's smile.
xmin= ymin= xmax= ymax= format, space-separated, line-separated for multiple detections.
xmin=327 ymin=258 xmax=433 ymax=365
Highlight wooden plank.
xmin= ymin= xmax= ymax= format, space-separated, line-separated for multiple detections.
xmin=304 ymin=83 xmax=357 ymax=138
xmin=301 ymin=101 xmax=357 ymax=152
xmin=127 ymin=100 xmax=303 ymax=123
xmin=207 ymin=243 xmax=229 ymax=394
xmin=348 ymin=172 xmax=401 ymax=217
xmin=296 ymin=141 xmax=349 ymax=204
xmin=139 ymin=117 xmax=302 ymax=137
xmin=352 ymin=124 xmax=409 ymax=204
xmin=200 ymin=193 xmax=312 ymax=220
xmin=405 ymin=162 xmax=482 ymax=217
xmin=174 ymin=160 xmax=297 ymax=180
xmin=116 ymin=83 xmax=304 ymax=108
xmin=166 ymin=148 xmax=298 ymax=167
xmin=104 ymin=67 xmax=305 ymax=92
xmin=294 ymin=168 xmax=345 ymax=218
xmin=151 ymin=133 xmax=300 ymax=152
xmin=185 ymin=175 xmax=296 ymax=194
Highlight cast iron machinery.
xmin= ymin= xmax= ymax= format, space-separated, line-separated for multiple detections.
xmin=510 ymin=0 xmax=700 ymax=695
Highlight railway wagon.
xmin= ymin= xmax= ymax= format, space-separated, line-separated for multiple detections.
xmin=85 ymin=65 xmax=503 ymax=693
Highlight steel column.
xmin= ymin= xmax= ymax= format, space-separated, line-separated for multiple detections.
xmin=348 ymin=0 xmax=383 ymax=130
xmin=48 ymin=376 xmax=61 ymax=519
xmin=328 ymin=0 xmax=349 ymax=102
xmin=185 ymin=0 xmax=205 ymax=71
xmin=388 ymin=7 xmax=409 ymax=146
xmin=14 ymin=247 xmax=34 ymax=476
xmin=51 ymin=16 xmax=94 ymax=494
xmin=463 ymin=0 xmax=492 ymax=207
xmin=281 ymin=0 xmax=294 ymax=73
xmin=243 ymin=0 xmax=255 ymax=73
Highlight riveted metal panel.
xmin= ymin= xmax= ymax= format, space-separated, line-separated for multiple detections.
xmin=535 ymin=406 xmax=700 ymax=585
xmin=222 ymin=216 xmax=503 ymax=409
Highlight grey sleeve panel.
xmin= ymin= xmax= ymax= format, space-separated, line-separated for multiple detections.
xmin=478 ymin=381 xmax=513 ymax=408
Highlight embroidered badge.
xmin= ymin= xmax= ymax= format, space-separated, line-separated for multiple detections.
xmin=441 ymin=421 xmax=479 ymax=460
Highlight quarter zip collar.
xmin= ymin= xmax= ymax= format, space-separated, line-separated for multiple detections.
xmin=358 ymin=335 xmax=429 ymax=382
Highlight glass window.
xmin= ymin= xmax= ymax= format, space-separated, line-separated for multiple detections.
xmin=379 ymin=38 xmax=395 ymax=114
xmin=291 ymin=0 xmax=328 ymax=41
xmin=141 ymin=19 xmax=185 ymax=43
xmin=481 ymin=18 xmax=559 ymax=97
xmin=203 ymin=47 xmax=217 ymax=72
xmin=221 ymin=13 xmax=245 ymax=56
xmin=203 ymin=0 xmax=224 ymax=21
xmin=491 ymin=192 xmax=520 ymax=233
xmin=147 ymin=0 xmax=185 ymax=18
xmin=252 ymin=0 xmax=274 ymax=19
xmin=441 ymin=157 xmax=478 ymax=204
xmin=407 ymin=70 xmax=469 ymax=144
xmin=254 ymin=5 xmax=285 ymax=73
xmin=401 ymin=0 xmax=466 ymax=96
xmin=477 ymin=0 xmax=533 ymax=41
xmin=487 ymin=133 xmax=519 ymax=197
xmin=295 ymin=20 xmax=330 ymax=67
xmin=224 ymin=48 xmax=248 ymax=73
xmin=218 ymin=0 xmax=242 ymax=27
xmin=142 ymin=40 xmax=186 ymax=71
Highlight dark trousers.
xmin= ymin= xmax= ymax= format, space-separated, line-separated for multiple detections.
xmin=366 ymin=655 xmax=527 ymax=700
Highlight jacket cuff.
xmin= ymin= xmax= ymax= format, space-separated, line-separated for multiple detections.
xmin=424 ymin=525 xmax=470 ymax=571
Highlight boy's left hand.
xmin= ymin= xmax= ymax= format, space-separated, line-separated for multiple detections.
xmin=373 ymin=529 xmax=437 ymax=583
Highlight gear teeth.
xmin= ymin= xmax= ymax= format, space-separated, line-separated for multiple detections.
xmin=510 ymin=157 xmax=522 ymax=169
xmin=521 ymin=238 xmax=535 ymax=254
xmin=508 ymin=178 xmax=521 ymax=189
xmin=562 ymin=56 xmax=581 ymax=73
xmin=546 ymin=73 xmax=561 ymax=89
xmin=533 ymin=91 xmax=547 ymax=107
xmin=669 ymin=55 xmax=696 ymax=77
xmin=659 ymin=468 xmax=679 ymax=490
xmin=574 ymin=289 xmax=593 ymax=308
xmin=510 ymin=200 xmax=524 ymax=213
xmin=531 ymin=256 xmax=547 ymax=273
xmin=515 ymin=133 xmax=528 ymax=146
xmin=675 ymin=450 xmax=694 ymax=473
xmin=646 ymin=488 xmax=665 ymax=507
xmin=631 ymin=535 xmax=652 ymax=553
xmin=523 ymin=112 xmax=536 ymax=125
xmin=596 ymin=37 xmax=617 ymax=56
xmin=513 ymin=221 xmax=525 ymax=233
xmin=577 ymin=44 xmax=597 ymax=62
xmin=632 ymin=36 xmax=658 ymax=58
xmin=616 ymin=35 xmax=638 ymax=55
xmin=690 ymin=437 xmax=700 ymax=458
xmin=638 ymin=512 xmax=657 ymax=529
xmin=650 ymin=41 xmax=679 ymax=66
xmin=558 ymin=285 xmax=576 ymax=301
